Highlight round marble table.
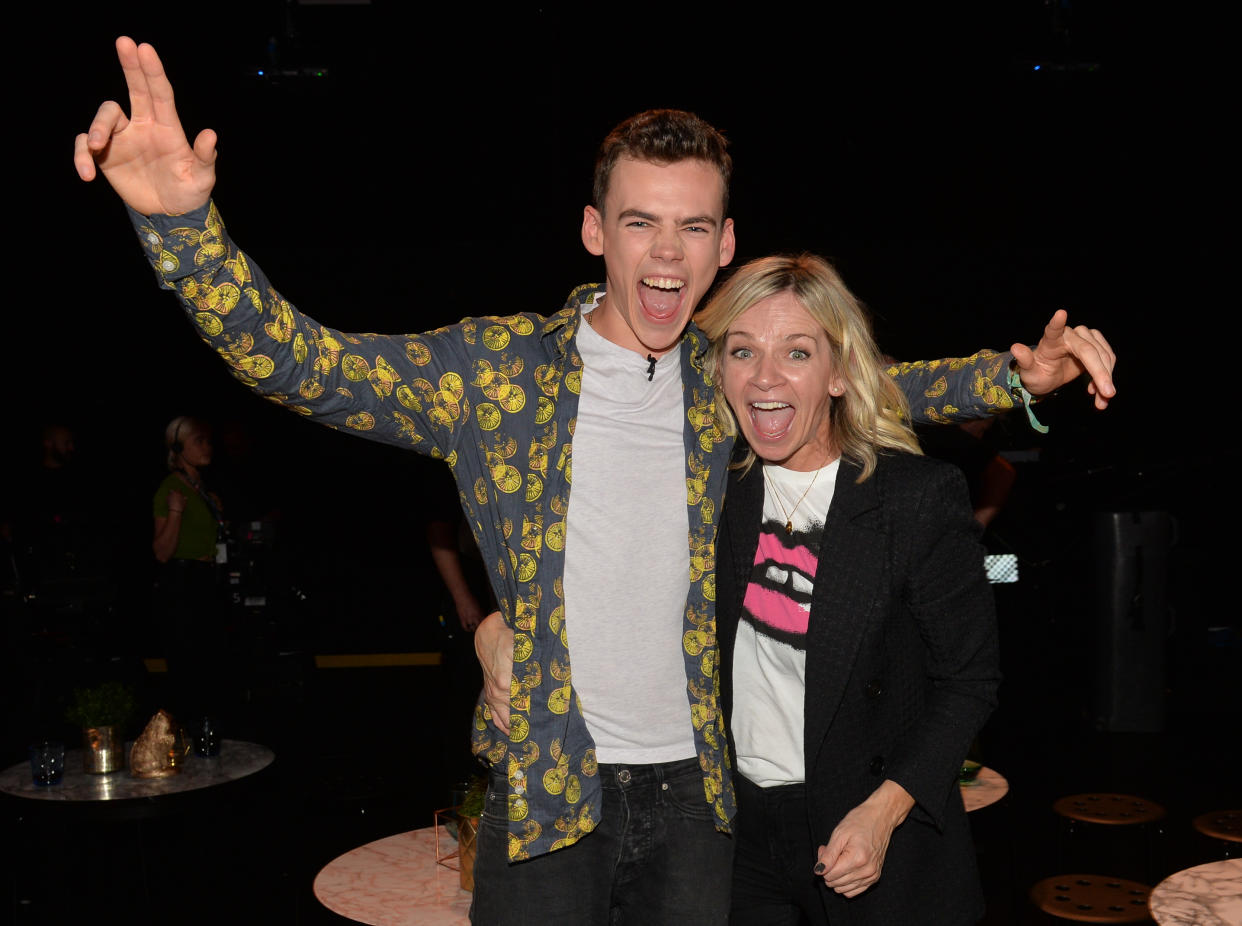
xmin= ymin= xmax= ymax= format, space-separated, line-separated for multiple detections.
xmin=1149 ymin=858 xmax=1242 ymax=925
xmin=961 ymin=765 xmax=1009 ymax=812
xmin=314 ymin=826 xmax=471 ymax=925
xmin=0 ymin=740 xmax=274 ymax=817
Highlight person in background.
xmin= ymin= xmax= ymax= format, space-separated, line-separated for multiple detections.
xmin=919 ymin=416 xmax=1017 ymax=530
xmin=152 ymin=415 xmax=228 ymax=725
xmin=424 ymin=462 xmax=491 ymax=790
xmin=3 ymin=423 xmax=112 ymax=617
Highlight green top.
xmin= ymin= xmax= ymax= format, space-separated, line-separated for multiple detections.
xmin=152 ymin=472 xmax=219 ymax=561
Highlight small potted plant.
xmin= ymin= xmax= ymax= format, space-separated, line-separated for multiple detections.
xmin=456 ymin=774 xmax=487 ymax=891
xmin=65 ymin=681 xmax=136 ymax=774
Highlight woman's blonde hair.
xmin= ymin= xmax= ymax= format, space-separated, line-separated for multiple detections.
xmin=695 ymin=253 xmax=921 ymax=480
xmin=164 ymin=415 xmax=207 ymax=471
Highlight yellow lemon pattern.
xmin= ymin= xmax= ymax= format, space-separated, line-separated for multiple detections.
xmin=882 ymin=350 xmax=1016 ymax=418
xmin=134 ymin=202 xmax=1018 ymax=861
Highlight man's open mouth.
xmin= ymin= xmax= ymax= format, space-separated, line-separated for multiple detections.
xmin=638 ymin=276 xmax=686 ymax=319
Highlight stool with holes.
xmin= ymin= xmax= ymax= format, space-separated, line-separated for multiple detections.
xmin=1029 ymin=875 xmax=1152 ymax=923
xmin=1053 ymin=793 xmax=1166 ymax=884
xmin=1192 ymin=809 xmax=1242 ymax=858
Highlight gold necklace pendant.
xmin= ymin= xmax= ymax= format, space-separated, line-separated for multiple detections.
xmin=771 ymin=466 xmax=820 ymax=536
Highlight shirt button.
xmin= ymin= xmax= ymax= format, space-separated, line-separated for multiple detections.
xmin=618 ymin=769 xmax=631 ymax=784
xmin=869 ymin=756 xmax=886 ymax=776
xmin=865 ymin=680 xmax=884 ymax=698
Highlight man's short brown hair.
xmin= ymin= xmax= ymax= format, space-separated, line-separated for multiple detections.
xmin=593 ymin=109 xmax=732 ymax=216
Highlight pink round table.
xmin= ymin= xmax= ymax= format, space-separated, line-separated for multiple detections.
xmin=1149 ymin=858 xmax=1242 ymax=925
xmin=313 ymin=825 xmax=471 ymax=925
xmin=961 ymin=765 xmax=1009 ymax=812
xmin=315 ymin=771 xmax=1010 ymax=924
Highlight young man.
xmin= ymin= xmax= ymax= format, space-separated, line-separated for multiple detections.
xmin=75 ymin=38 xmax=1115 ymax=924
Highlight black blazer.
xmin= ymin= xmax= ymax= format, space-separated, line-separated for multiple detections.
xmin=718 ymin=452 xmax=1001 ymax=925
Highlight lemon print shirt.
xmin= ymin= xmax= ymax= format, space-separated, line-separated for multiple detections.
xmin=131 ymin=201 xmax=1026 ymax=861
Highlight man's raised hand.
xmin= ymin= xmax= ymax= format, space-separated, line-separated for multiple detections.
xmin=1012 ymin=309 xmax=1117 ymax=410
xmin=73 ymin=37 xmax=216 ymax=217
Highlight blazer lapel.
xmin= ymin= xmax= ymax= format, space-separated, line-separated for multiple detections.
xmin=803 ymin=458 xmax=886 ymax=771
xmin=720 ymin=463 xmax=765 ymax=654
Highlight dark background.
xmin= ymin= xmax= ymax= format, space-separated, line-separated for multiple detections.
xmin=17 ymin=0 xmax=1231 ymax=523
xmin=13 ymin=1 xmax=1233 ymax=632
xmin=3 ymin=2 xmax=1236 ymax=923
xmin=12 ymin=0 xmax=1231 ymax=677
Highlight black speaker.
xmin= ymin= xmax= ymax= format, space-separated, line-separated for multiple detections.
xmin=1092 ymin=511 xmax=1176 ymax=732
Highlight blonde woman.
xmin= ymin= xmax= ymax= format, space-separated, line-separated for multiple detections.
xmin=697 ymin=255 xmax=1000 ymax=925
xmin=152 ymin=416 xmax=226 ymax=724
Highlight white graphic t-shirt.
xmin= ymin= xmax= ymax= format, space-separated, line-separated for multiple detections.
xmin=732 ymin=459 xmax=840 ymax=786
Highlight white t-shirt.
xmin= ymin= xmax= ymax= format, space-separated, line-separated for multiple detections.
xmin=732 ymin=459 xmax=840 ymax=786
xmin=561 ymin=301 xmax=698 ymax=764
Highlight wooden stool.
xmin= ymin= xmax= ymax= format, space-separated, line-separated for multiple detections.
xmin=1030 ymin=875 xmax=1152 ymax=923
xmin=1053 ymin=794 xmax=1166 ymax=883
xmin=1054 ymin=794 xmax=1166 ymax=827
xmin=1192 ymin=810 xmax=1242 ymax=858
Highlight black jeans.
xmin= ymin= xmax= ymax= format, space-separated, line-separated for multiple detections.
xmin=470 ymin=756 xmax=733 ymax=925
xmin=730 ymin=774 xmax=827 ymax=925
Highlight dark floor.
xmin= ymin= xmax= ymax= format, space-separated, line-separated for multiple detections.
xmin=2 ymin=598 xmax=1237 ymax=925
